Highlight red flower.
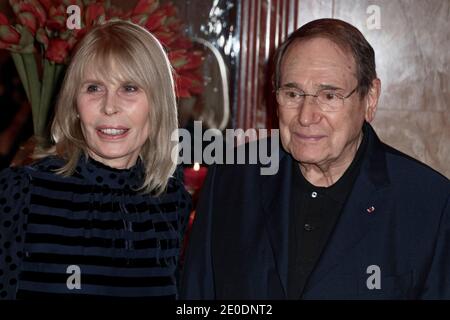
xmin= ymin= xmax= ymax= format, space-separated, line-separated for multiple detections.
xmin=37 ymin=0 xmax=52 ymax=11
xmin=132 ymin=0 xmax=159 ymax=15
xmin=169 ymin=49 xmax=203 ymax=71
xmin=2 ymin=0 xmax=204 ymax=98
xmin=145 ymin=9 xmax=167 ymax=31
xmin=106 ymin=6 xmax=129 ymax=20
xmin=22 ymin=0 xmax=47 ymax=26
xmin=175 ymin=73 xmax=203 ymax=98
xmin=153 ymin=30 xmax=177 ymax=46
xmin=46 ymin=38 xmax=70 ymax=63
xmin=17 ymin=11 xmax=38 ymax=34
xmin=170 ymin=35 xmax=193 ymax=50
xmin=165 ymin=15 xmax=182 ymax=33
xmin=9 ymin=0 xmax=47 ymax=35
xmin=85 ymin=3 xmax=105 ymax=29
xmin=0 ymin=13 xmax=21 ymax=49
xmin=36 ymin=27 xmax=48 ymax=48
xmin=46 ymin=4 xmax=66 ymax=31
xmin=0 ymin=13 xmax=9 ymax=25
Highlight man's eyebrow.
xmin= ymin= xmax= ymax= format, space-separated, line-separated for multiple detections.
xmin=318 ymin=84 xmax=344 ymax=91
xmin=281 ymin=82 xmax=302 ymax=89
xmin=280 ymin=83 xmax=345 ymax=91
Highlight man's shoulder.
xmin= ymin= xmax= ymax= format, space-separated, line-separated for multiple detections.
xmin=213 ymin=135 xmax=284 ymax=175
xmin=382 ymin=143 xmax=449 ymax=191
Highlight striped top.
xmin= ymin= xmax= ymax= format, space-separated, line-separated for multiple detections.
xmin=0 ymin=155 xmax=191 ymax=299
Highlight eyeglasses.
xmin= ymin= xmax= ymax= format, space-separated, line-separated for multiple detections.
xmin=276 ymin=85 xmax=358 ymax=112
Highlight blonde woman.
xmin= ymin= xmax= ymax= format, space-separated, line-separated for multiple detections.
xmin=0 ymin=21 xmax=191 ymax=299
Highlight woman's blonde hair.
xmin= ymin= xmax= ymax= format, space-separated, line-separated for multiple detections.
xmin=48 ymin=20 xmax=178 ymax=195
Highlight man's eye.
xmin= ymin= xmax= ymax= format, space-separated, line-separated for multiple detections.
xmin=322 ymin=91 xmax=340 ymax=100
xmin=285 ymin=90 xmax=301 ymax=99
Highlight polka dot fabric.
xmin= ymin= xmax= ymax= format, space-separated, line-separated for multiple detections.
xmin=0 ymin=167 xmax=30 ymax=299
xmin=0 ymin=156 xmax=191 ymax=299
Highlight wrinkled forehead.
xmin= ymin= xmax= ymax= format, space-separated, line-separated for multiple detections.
xmin=284 ymin=38 xmax=356 ymax=71
xmin=281 ymin=37 xmax=357 ymax=87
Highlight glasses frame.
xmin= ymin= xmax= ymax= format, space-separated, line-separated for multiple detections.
xmin=276 ymin=85 xmax=359 ymax=112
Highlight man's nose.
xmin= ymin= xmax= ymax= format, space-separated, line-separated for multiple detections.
xmin=297 ymin=95 xmax=321 ymax=126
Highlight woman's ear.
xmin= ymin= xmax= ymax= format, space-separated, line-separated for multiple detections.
xmin=365 ymin=78 xmax=381 ymax=123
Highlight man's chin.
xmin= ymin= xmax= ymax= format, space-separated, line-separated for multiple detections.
xmin=291 ymin=152 xmax=325 ymax=166
xmin=288 ymin=143 xmax=325 ymax=163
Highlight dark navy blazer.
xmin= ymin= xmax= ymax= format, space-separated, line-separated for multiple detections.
xmin=181 ymin=123 xmax=450 ymax=299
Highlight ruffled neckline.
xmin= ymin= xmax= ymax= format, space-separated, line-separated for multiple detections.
xmin=75 ymin=155 xmax=145 ymax=189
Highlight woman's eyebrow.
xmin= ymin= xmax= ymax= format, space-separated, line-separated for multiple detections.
xmin=80 ymin=79 xmax=104 ymax=85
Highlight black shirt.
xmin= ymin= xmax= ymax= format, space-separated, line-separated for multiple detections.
xmin=287 ymin=128 xmax=368 ymax=299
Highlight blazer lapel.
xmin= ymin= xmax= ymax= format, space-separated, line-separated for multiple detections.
xmin=304 ymin=176 xmax=392 ymax=292
xmin=261 ymin=148 xmax=292 ymax=298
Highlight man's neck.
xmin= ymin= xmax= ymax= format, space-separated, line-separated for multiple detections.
xmin=299 ymin=132 xmax=363 ymax=187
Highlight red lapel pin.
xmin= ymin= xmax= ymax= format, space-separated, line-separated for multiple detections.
xmin=366 ymin=206 xmax=376 ymax=213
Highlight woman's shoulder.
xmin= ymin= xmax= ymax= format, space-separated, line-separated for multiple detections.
xmin=26 ymin=155 xmax=66 ymax=174
xmin=168 ymin=165 xmax=192 ymax=208
xmin=0 ymin=163 xmax=30 ymax=185
xmin=166 ymin=165 xmax=188 ymax=194
xmin=0 ymin=156 xmax=68 ymax=189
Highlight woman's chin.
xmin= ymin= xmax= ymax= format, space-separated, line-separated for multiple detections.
xmin=89 ymin=148 xmax=137 ymax=164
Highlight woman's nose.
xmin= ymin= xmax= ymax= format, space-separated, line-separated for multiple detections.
xmin=102 ymin=92 xmax=119 ymax=115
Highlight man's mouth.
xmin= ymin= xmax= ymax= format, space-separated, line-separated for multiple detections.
xmin=294 ymin=132 xmax=326 ymax=141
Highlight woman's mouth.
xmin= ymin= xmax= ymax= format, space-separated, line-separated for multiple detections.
xmin=96 ymin=127 xmax=130 ymax=139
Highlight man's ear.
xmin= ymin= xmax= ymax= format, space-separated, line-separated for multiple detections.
xmin=365 ymin=78 xmax=381 ymax=123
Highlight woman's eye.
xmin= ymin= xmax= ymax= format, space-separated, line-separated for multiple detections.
xmin=123 ymin=85 xmax=139 ymax=93
xmin=86 ymin=84 xmax=101 ymax=93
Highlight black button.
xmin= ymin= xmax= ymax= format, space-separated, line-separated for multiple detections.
xmin=304 ymin=224 xmax=314 ymax=231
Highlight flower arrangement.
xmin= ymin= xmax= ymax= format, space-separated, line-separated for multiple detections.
xmin=0 ymin=0 xmax=204 ymax=139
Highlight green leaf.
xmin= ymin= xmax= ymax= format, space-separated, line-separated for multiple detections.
xmin=22 ymin=52 xmax=42 ymax=135
xmin=39 ymin=59 xmax=56 ymax=139
xmin=11 ymin=52 xmax=31 ymax=101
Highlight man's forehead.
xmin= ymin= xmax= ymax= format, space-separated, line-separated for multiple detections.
xmin=280 ymin=37 xmax=357 ymax=86
xmin=283 ymin=37 xmax=356 ymax=71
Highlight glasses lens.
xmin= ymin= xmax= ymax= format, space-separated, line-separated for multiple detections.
xmin=317 ymin=90 xmax=343 ymax=111
xmin=277 ymin=88 xmax=303 ymax=108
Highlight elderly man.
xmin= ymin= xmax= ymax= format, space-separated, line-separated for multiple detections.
xmin=181 ymin=19 xmax=450 ymax=299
